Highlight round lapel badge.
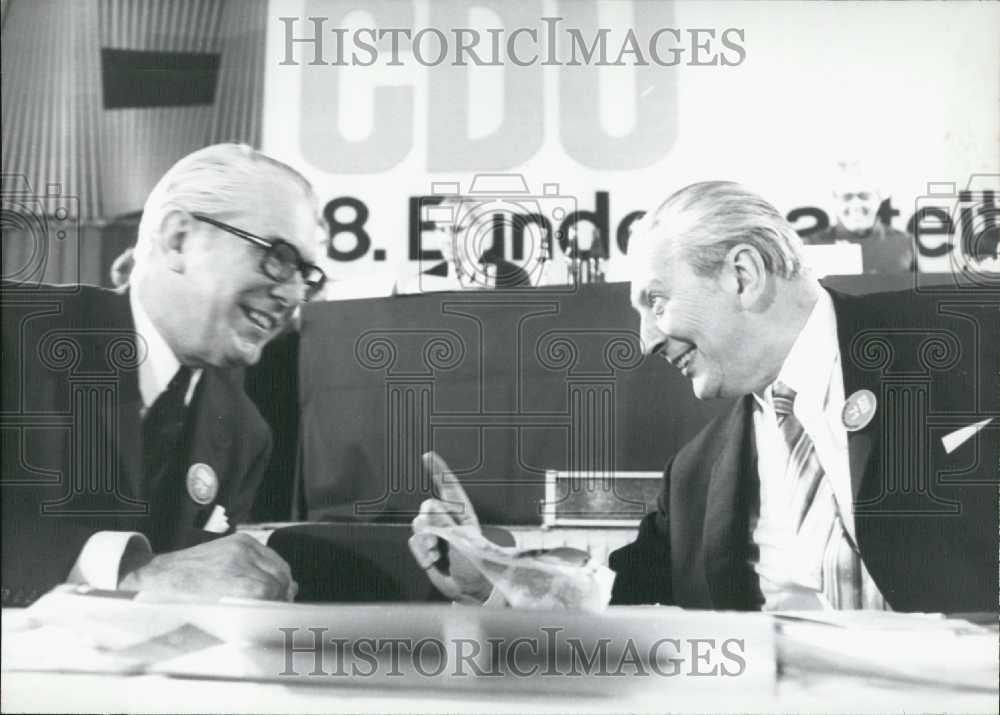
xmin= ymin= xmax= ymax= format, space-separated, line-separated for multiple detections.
xmin=842 ymin=389 xmax=877 ymax=432
xmin=186 ymin=463 xmax=219 ymax=505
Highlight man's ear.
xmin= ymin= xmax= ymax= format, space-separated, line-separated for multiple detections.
xmin=726 ymin=243 xmax=769 ymax=309
xmin=156 ymin=210 xmax=192 ymax=272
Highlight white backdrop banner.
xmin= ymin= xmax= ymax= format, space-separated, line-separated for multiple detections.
xmin=263 ymin=0 xmax=1000 ymax=296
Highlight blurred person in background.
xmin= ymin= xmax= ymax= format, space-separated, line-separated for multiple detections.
xmin=807 ymin=161 xmax=914 ymax=274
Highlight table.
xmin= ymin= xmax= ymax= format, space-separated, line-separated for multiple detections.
xmin=3 ymin=596 xmax=996 ymax=714
xmin=2 ymin=670 xmax=995 ymax=713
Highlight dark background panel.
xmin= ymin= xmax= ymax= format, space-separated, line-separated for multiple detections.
xmin=244 ymin=274 xmax=965 ymax=524
xmin=101 ymin=49 xmax=220 ymax=109
xmin=296 ymin=283 xmax=731 ymax=525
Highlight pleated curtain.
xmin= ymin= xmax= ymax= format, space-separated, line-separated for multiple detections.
xmin=1 ymin=0 xmax=267 ymax=285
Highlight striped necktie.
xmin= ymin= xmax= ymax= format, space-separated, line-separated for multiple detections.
xmin=772 ymin=383 xmax=826 ymax=531
xmin=771 ymin=382 xmax=885 ymax=609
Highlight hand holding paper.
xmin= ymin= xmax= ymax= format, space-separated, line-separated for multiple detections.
xmin=409 ymin=452 xmax=615 ymax=611
xmin=409 ymin=452 xmax=494 ymax=604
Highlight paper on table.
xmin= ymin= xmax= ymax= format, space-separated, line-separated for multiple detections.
xmin=3 ymin=622 xmax=221 ymax=676
xmin=418 ymin=451 xmax=615 ymax=611
xmin=777 ymin=615 xmax=998 ymax=691
xmin=10 ymin=585 xmax=778 ymax=697
xmin=421 ymin=520 xmax=616 ymax=611
xmin=773 ymin=609 xmax=989 ymax=631
xmin=6 ymin=586 xmax=223 ymax=675
xmin=2 ymin=624 xmax=148 ymax=674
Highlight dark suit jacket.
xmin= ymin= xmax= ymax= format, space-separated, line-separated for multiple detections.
xmin=610 ymin=286 xmax=998 ymax=612
xmin=1 ymin=284 xmax=271 ymax=605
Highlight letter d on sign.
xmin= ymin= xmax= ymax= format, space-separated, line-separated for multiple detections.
xmin=299 ymin=0 xmax=414 ymax=173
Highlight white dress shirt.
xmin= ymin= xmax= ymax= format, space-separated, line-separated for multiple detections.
xmin=749 ymin=287 xmax=880 ymax=609
xmin=130 ymin=287 xmax=202 ymax=414
xmin=66 ymin=288 xmax=203 ymax=589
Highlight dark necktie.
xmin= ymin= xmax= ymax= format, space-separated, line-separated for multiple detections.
xmin=142 ymin=365 xmax=193 ymax=486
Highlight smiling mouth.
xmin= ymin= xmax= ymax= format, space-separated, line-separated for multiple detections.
xmin=242 ymin=306 xmax=278 ymax=332
xmin=669 ymin=345 xmax=696 ymax=373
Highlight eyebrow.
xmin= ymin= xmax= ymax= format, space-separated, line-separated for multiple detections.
xmin=632 ymin=287 xmax=650 ymax=308
xmin=259 ymin=229 xmax=318 ymax=265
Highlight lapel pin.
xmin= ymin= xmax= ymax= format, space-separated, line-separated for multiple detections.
xmin=186 ymin=462 xmax=219 ymax=505
xmin=842 ymin=389 xmax=877 ymax=432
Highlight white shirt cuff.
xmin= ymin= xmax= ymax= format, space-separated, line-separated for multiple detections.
xmin=66 ymin=532 xmax=152 ymax=590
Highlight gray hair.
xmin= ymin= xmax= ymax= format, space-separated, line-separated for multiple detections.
xmin=640 ymin=181 xmax=805 ymax=279
xmin=133 ymin=143 xmax=318 ymax=276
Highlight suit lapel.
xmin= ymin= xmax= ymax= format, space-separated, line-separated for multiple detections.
xmin=699 ymin=288 xmax=879 ymax=607
xmin=114 ymin=382 xmax=146 ymax=504
xmin=178 ymin=371 xmax=237 ymax=527
xmin=847 ymin=426 xmax=876 ymax=502
xmin=703 ymin=395 xmax=759 ymax=608
xmin=829 ymin=288 xmax=881 ymax=500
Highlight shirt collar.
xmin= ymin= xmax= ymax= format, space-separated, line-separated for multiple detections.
xmin=754 ymin=287 xmax=839 ymax=411
xmin=129 ymin=288 xmax=202 ymax=410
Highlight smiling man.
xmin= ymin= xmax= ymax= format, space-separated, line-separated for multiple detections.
xmin=2 ymin=144 xmax=325 ymax=605
xmin=609 ymin=181 xmax=996 ymax=613
xmin=806 ymin=163 xmax=914 ymax=274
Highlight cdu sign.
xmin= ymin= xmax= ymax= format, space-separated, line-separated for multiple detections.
xmin=290 ymin=0 xmax=679 ymax=173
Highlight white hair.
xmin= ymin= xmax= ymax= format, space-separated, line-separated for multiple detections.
xmin=133 ymin=143 xmax=318 ymax=277
xmin=638 ymin=181 xmax=806 ymax=279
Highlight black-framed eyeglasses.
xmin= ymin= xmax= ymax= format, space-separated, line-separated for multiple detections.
xmin=191 ymin=213 xmax=326 ymax=301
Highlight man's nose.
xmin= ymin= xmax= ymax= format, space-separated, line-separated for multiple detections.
xmin=269 ymin=272 xmax=307 ymax=307
xmin=639 ymin=312 xmax=666 ymax=355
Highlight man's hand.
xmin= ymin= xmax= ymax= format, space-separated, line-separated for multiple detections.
xmin=118 ymin=533 xmax=297 ymax=601
xmin=408 ymin=452 xmax=492 ymax=604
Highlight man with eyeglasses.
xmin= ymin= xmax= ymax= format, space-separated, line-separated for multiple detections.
xmin=1 ymin=144 xmax=325 ymax=605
